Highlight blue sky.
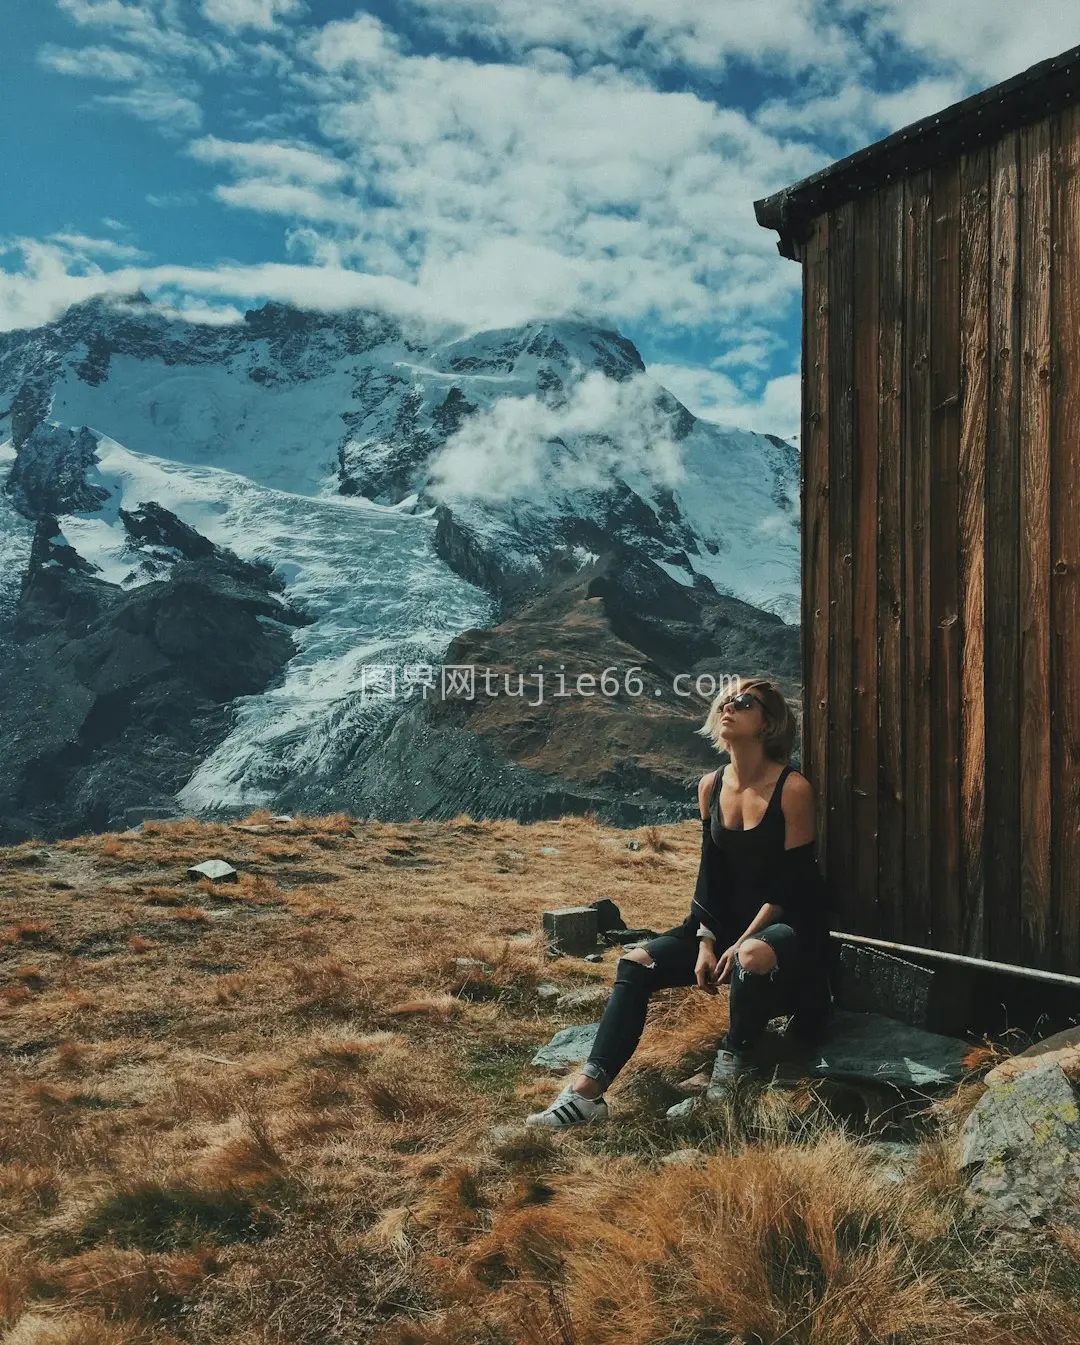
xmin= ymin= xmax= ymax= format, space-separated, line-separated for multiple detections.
xmin=3 ymin=1 xmax=1078 ymax=442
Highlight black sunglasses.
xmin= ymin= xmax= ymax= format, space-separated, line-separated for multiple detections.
xmin=720 ymin=691 xmax=768 ymax=714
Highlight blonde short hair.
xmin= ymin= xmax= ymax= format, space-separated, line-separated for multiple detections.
xmin=697 ymin=677 xmax=797 ymax=764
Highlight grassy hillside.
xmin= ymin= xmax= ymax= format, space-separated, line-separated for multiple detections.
xmin=1 ymin=813 xmax=1078 ymax=1345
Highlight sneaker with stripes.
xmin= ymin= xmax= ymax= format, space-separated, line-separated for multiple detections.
xmin=525 ymin=1081 xmax=609 ymax=1128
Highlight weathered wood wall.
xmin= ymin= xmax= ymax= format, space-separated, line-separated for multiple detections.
xmin=800 ymin=103 xmax=1080 ymax=974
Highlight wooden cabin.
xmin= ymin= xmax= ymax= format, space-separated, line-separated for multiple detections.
xmin=754 ymin=45 xmax=1080 ymax=977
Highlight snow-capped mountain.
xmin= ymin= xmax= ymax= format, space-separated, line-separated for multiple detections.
xmin=0 ymin=297 xmax=801 ymax=838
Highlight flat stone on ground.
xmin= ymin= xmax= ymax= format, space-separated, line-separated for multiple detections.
xmin=780 ymin=1009 xmax=970 ymax=1089
xmin=531 ymin=1024 xmax=600 ymax=1068
xmin=187 ymin=859 xmax=238 ymax=883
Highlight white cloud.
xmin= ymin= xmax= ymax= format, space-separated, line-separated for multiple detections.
xmin=267 ymin=29 xmax=814 ymax=334
xmin=97 ymin=85 xmax=203 ymax=132
xmin=146 ymin=191 xmax=201 ymax=208
xmin=48 ymin=233 xmax=148 ymax=261
xmin=0 ymin=241 xmax=464 ymax=335
xmin=200 ymin=0 xmax=304 ymax=33
xmin=426 ymin=369 xmax=686 ymax=503
xmin=56 ymin=0 xmax=209 ymax=63
xmin=400 ymin=0 xmax=865 ymax=77
xmin=307 ymin=13 xmax=402 ymax=70
xmin=188 ymin=135 xmax=348 ymax=185
xmin=754 ymin=74 xmax=973 ymax=148
xmin=836 ymin=0 xmax=1080 ymax=85
xmin=647 ymin=362 xmax=801 ymax=442
xmin=38 ymin=43 xmax=152 ymax=80
xmin=215 ymin=181 xmax=362 ymax=223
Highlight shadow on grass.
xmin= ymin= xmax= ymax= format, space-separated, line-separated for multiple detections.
xmin=74 ymin=1179 xmax=287 ymax=1253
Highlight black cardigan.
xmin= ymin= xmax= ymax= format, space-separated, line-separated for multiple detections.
xmin=674 ymin=816 xmax=834 ymax=1036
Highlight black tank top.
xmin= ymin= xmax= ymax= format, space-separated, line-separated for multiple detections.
xmin=708 ymin=762 xmax=793 ymax=936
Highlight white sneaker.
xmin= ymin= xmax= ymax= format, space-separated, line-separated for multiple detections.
xmin=525 ymin=1081 xmax=609 ymax=1128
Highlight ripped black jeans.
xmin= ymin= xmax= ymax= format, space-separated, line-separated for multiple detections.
xmin=580 ymin=923 xmax=800 ymax=1090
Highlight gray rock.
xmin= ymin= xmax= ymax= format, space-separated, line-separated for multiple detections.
xmin=490 ymin=1123 xmax=534 ymax=1146
xmin=453 ymin=957 xmax=492 ymax=972
xmin=798 ymin=1010 xmax=969 ymax=1088
xmin=626 ymin=839 xmax=642 ymax=851
xmin=959 ymin=1061 xmax=1080 ymax=1228
xmin=665 ymin=1097 xmax=701 ymax=1120
xmin=535 ymin=983 xmax=561 ymax=1000
xmin=589 ymin=898 xmax=626 ymax=932
xmin=543 ymin=906 xmax=598 ymax=957
xmin=584 ymin=953 xmax=605 ymax=963
xmin=538 ymin=846 xmax=560 ymax=855
xmin=271 ymin=814 xmax=294 ymax=823
xmin=531 ymin=1024 xmax=600 ymax=1068
xmin=6 ymin=423 xmax=111 ymax=518
xmin=867 ymin=1140 xmax=920 ymax=1184
xmin=661 ymin=1147 xmax=706 ymax=1165
xmin=556 ymin=986 xmax=610 ymax=1011
xmin=188 ymin=859 xmax=238 ymax=883
xmin=233 ymin=824 xmax=272 ymax=834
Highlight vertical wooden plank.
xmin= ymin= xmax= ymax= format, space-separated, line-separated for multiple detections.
xmin=828 ymin=200 xmax=855 ymax=925
xmin=903 ymin=169 xmax=933 ymax=947
xmin=804 ymin=213 xmax=831 ymax=879
xmin=877 ymin=179 xmax=906 ymax=943
xmin=1050 ymin=104 xmax=1080 ymax=975
xmin=958 ymin=145 xmax=990 ymax=960
xmin=1018 ymin=117 xmax=1053 ymax=968
xmin=986 ymin=129 xmax=1022 ymax=964
xmin=852 ymin=192 xmax=880 ymax=933
xmin=929 ymin=160 xmax=963 ymax=952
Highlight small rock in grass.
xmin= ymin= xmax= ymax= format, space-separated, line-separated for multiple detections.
xmin=490 ymin=1123 xmax=532 ymax=1145
xmin=454 ymin=957 xmax=492 ymax=972
xmin=665 ymin=1097 xmax=701 ymax=1120
xmin=661 ymin=1148 xmax=706 ymax=1166
xmin=536 ymin=983 xmax=561 ymax=1000
xmin=675 ymin=1070 xmax=712 ymax=1094
xmin=584 ymin=953 xmax=604 ymax=964
xmin=538 ymin=846 xmax=560 ymax=855
xmin=270 ymin=814 xmax=294 ymax=823
xmin=556 ymin=986 xmax=610 ymax=1011
xmin=187 ymin=860 xmax=238 ymax=883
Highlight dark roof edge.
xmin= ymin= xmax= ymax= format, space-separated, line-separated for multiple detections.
xmin=754 ymin=43 xmax=1080 ymax=260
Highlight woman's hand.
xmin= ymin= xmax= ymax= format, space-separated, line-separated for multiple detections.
xmin=715 ymin=943 xmax=740 ymax=985
xmin=694 ymin=942 xmax=720 ymax=995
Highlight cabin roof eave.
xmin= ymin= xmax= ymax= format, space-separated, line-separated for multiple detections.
xmin=754 ymin=42 xmax=1080 ymax=261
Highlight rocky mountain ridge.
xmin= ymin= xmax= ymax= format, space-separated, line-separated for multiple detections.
xmin=0 ymin=297 xmax=802 ymax=838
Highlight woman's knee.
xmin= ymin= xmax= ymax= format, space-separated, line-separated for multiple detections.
xmin=614 ymin=950 xmax=657 ymax=988
xmin=737 ymin=938 xmax=777 ymax=975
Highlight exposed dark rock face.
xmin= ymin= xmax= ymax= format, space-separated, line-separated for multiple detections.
xmin=5 ymin=423 xmax=111 ymax=518
xmin=0 ymin=513 xmax=312 ymax=843
xmin=273 ymin=542 xmax=802 ymax=826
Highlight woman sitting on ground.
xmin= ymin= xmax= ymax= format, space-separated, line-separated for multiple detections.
xmin=526 ymin=677 xmax=832 ymax=1128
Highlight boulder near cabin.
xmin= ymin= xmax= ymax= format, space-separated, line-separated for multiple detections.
xmin=753 ymin=44 xmax=1080 ymax=990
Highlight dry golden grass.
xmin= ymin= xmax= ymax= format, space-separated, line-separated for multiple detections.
xmin=0 ymin=811 xmax=1077 ymax=1344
